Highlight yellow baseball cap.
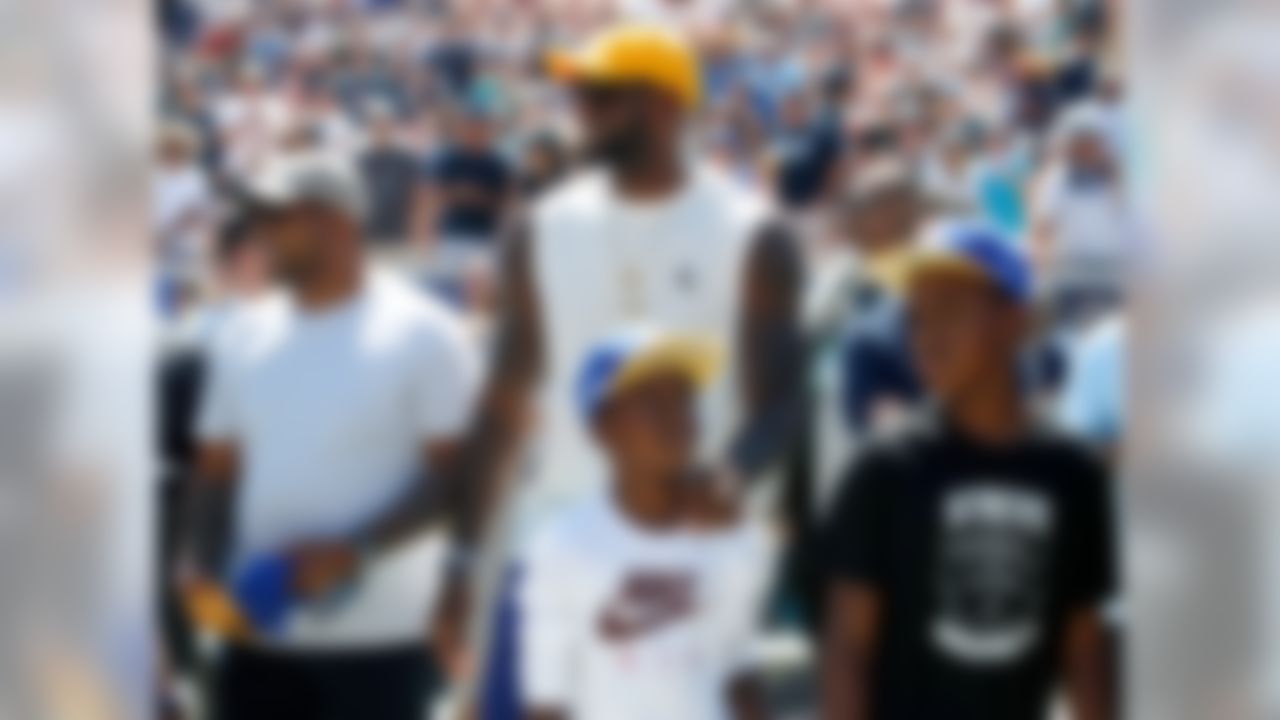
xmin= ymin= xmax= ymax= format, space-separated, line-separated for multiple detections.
xmin=577 ymin=326 xmax=722 ymax=421
xmin=546 ymin=24 xmax=702 ymax=109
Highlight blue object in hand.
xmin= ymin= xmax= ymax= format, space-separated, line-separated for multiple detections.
xmin=230 ymin=553 xmax=294 ymax=636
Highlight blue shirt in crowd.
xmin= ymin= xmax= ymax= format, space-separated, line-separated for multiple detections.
xmin=427 ymin=146 xmax=512 ymax=240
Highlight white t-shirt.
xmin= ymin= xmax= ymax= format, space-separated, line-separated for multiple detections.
xmin=198 ymin=271 xmax=480 ymax=648
xmin=528 ymin=163 xmax=768 ymax=534
xmin=520 ymin=489 xmax=774 ymax=720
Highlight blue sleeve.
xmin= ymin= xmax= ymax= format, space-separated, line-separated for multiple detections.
xmin=840 ymin=302 xmax=922 ymax=432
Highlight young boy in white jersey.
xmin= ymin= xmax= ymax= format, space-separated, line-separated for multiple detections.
xmin=520 ymin=327 xmax=774 ymax=720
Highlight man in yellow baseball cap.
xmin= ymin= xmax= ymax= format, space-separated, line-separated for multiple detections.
xmin=453 ymin=23 xmax=807 ymax=717
xmin=544 ymin=23 xmax=700 ymax=184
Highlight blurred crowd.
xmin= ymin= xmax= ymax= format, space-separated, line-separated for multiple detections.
xmin=157 ymin=0 xmax=1130 ymax=327
xmin=155 ymin=0 xmax=1133 ymax=717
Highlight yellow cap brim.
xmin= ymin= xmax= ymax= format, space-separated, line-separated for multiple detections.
xmin=608 ymin=335 xmax=722 ymax=399
xmin=545 ymin=49 xmax=611 ymax=84
xmin=905 ymin=251 xmax=991 ymax=290
xmin=543 ymin=47 xmax=697 ymax=108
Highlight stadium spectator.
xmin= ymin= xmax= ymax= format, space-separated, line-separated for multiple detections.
xmin=1030 ymin=102 xmax=1138 ymax=326
xmin=921 ymin=120 xmax=983 ymax=217
xmin=212 ymin=63 xmax=293 ymax=182
xmin=771 ymin=89 xmax=845 ymax=212
xmin=360 ymin=102 xmax=420 ymax=244
xmin=154 ymin=121 xmax=216 ymax=316
xmin=166 ymin=68 xmax=223 ymax=173
xmin=420 ymin=104 xmax=513 ymax=292
xmin=835 ymin=159 xmax=927 ymax=435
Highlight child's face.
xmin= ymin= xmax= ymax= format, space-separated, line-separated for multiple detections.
xmin=595 ymin=374 xmax=698 ymax=478
xmin=907 ymin=271 xmax=1024 ymax=403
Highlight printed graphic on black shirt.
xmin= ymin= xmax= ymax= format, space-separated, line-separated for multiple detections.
xmin=932 ymin=482 xmax=1054 ymax=666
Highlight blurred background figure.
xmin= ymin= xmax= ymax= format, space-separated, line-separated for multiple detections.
xmin=419 ymin=104 xmax=514 ymax=300
xmin=770 ymin=88 xmax=845 ymax=214
xmin=211 ymin=63 xmax=292 ymax=183
xmin=359 ymin=101 xmax=420 ymax=248
xmin=1030 ymin=102 xmax=1138 ymax=327
xmin=834 ymin=159 xmax=927 ymax=437
xmin=154 ymin=120 xmax=215 ymax=318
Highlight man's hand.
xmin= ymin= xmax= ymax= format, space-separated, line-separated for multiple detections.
xmin=822 ymin=582 xmax=881 ymax=720
xmin=178 ymin=573 xmax=254 ymax=640
xmin=1063 ymin=607 xmax=1117 ymax=720
xmin=685 ymin=467 xmax=743 ymax=530
xmin=429 ymin=566 xmax=474 ymax=683
xmin=287 ymin=541 xmax=361 ymax=600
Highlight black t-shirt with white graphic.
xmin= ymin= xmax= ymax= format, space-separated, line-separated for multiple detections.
xmin=827 ymin=410 xmax=1116 ymax=720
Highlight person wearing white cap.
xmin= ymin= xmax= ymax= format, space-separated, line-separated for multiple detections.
xmin=1029 ymin=101 xmax=1141 ymax=326
xmin=520 ymin=326 xmax=773 ymax=720
xmin=182 ymin=150 xmax=480 ymax=719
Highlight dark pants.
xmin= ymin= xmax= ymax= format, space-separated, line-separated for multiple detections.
xmin=212 ymin=644 xmax=438 ymax=720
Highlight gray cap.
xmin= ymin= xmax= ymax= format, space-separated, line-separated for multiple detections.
xmin=841 ymin=157 xmax=918 ymax=209
xmin=243 ymin=151 xmax=366 ymax=221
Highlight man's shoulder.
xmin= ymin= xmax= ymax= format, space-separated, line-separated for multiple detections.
xmin=693 ymin=161 xmax=773 ymax=227
xmin=209 ymin=293 xmax=288 ymax=344
xmin=531 ymin=168 xmax=609 ymax=223
xmin=367 ymin=272 xmax=471 ymax=343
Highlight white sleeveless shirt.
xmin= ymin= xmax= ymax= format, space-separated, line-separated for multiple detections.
xmin=523 ymin=163 xmax=769 ymax=532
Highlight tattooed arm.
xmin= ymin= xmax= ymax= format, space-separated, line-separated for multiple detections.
xmin=448 ymin=215 xmax=544 ymax=549
xmin=728 ymin=217 xmax=808 ymax=482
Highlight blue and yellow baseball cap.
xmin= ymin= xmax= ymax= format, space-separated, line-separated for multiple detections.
xmin=576 ymin=326 xmax=722 ymax=422
xmin=545 ymin=23 xmax=702 ymax=109
xmin=907 ymin=222 xmax=1033 ymax=304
